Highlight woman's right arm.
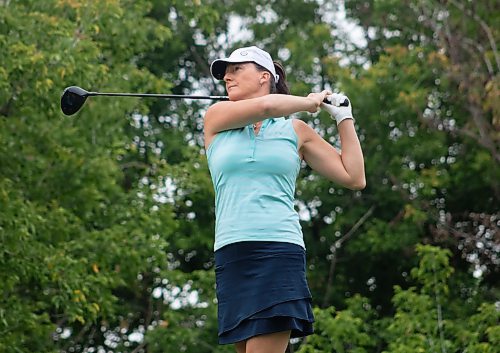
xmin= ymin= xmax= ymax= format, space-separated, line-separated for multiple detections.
xmin=203 ymin=92 xmax=330 ymax=148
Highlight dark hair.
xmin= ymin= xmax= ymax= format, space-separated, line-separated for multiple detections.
xmin=254 ymin=61 xmax=290 ymax=95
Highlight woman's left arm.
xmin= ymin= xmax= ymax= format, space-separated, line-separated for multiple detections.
xmin=295 ymin=118 xmax=366 ymax=190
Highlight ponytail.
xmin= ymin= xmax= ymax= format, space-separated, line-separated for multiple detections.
xmin=272 ymin=61 xmax=290 ymax=95
xmin=254 ymin=61 xmax=291 ymax=95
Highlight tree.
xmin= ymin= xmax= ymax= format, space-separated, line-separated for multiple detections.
xmin=298 ymin=244 xmax=499 ymax=353
xmin=0 ymin=1 xmax=183 ymax=351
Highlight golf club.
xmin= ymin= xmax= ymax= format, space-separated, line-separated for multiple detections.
xmin=60 ymin=86 xmax=349 ymax=116
xmin=60 ymin=86 xmax=230 ymax=116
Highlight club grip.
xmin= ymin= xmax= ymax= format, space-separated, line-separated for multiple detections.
xmin=323 ymin=98 xmax=349 ymax=107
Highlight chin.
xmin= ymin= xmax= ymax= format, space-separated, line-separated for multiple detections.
xmin=228 ymin=92 xmax=244 ymax=101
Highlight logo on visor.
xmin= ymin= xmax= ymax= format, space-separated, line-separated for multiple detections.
xmin=240 ymin=51 xmax=248 ymax=56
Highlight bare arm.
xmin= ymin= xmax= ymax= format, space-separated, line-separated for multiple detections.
xmin=204 ymin=91 xmax=331 ymax=149
xmin=296 ymin=119 xmax=366 ymax=190
xmin=204 ymin=94 xmax=318 ymax=134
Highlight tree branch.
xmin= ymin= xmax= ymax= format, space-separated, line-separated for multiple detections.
xmin=465 ymin=104 xmax=500 ymax=163
xmin=120 ymin=161 xmax=151 ymax=170
xmin=415 ymin=1 xmax=500 ymax=163
xmin=322 ymin=205 xmax=375 ymax=307
xmin=131 ymin=341 xmax=147 ymax=353
xmin=462 ymin=38 xmax=494 ymax=76
xmin=0 ymin=96 xmax=13 ymax=117
xmin=448 ymin=0 xmax=500 ymax=71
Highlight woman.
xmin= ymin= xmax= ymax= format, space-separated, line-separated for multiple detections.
xmin=204 ymin=46 xmax=365 ymax=353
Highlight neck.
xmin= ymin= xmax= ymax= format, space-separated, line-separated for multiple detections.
xmin=239 ymin=90 xmax=269 ymax=100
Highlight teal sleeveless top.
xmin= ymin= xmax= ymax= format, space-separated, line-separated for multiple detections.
xmin=206 ymin=117 xmax=304 ymax=251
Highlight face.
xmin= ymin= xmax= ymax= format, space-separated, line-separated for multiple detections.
xmin=223 ymin=63 xmax=269 ymax=101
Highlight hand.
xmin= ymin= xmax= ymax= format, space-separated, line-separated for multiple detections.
xmin=307 ymin=90 xmax=332 ymax=113
xmin=321 ymin=93 xmax=354 ymax=125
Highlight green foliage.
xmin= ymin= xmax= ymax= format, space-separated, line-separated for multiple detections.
xmin=297 ymin=295 xmax=377 ymax=353
xmin=298 ymin=245 xmax=498 ymax=353
xmin=0 ymin=0 xmax=179 ymax=351
xmin=457 ymin=303 xmax=500 ymax=353
xmin=382 ymin=245 xmax=498 ymax=353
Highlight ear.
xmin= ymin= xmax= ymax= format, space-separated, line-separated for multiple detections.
xmin=259 ymin=71 xmax=271 ymax=86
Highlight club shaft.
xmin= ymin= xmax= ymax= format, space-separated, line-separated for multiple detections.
xmin=88 ymin=92 xmax=228 ymax=100
xmin=87 ymin=92 xmax=345 ymax=105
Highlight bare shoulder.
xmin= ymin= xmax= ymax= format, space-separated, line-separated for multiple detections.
xmin=205 ymin=101 xmax=231 ymax=122
xmin=204 ymin=99 xmax=234 ymax=123
xmin=291 ymin=118 xmax=315 ymax=144
xmin=291 ymin=118 xmax=309 ymax=133
xmin=291 ymin=118 xmax=316 ymax=159
xmin=204 ymin=102 xmax=228 ymax=149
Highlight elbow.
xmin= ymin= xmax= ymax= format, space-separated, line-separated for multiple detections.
xmin=349 ymin=178 xmax=366 ymax=191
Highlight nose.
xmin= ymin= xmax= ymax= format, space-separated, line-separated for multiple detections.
xmin=223 ymin=70 xmax=233 ymax=82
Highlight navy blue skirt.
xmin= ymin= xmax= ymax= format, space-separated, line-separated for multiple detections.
xmin=214 ymin=241 xmax=314 ymax=345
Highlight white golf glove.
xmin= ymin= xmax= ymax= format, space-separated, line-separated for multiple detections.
xmin=321 ymin=93 xmax=354 ymax=125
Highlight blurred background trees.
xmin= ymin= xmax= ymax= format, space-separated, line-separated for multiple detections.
xmin=0 ymin=0 xmax=498 ymax=352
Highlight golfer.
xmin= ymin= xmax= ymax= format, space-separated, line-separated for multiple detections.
xmin=204 ymin=46 xmax=365 ymax=353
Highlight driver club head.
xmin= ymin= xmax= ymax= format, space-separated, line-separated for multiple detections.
xmin=60 ymin=86 xmax=90 ymax=116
